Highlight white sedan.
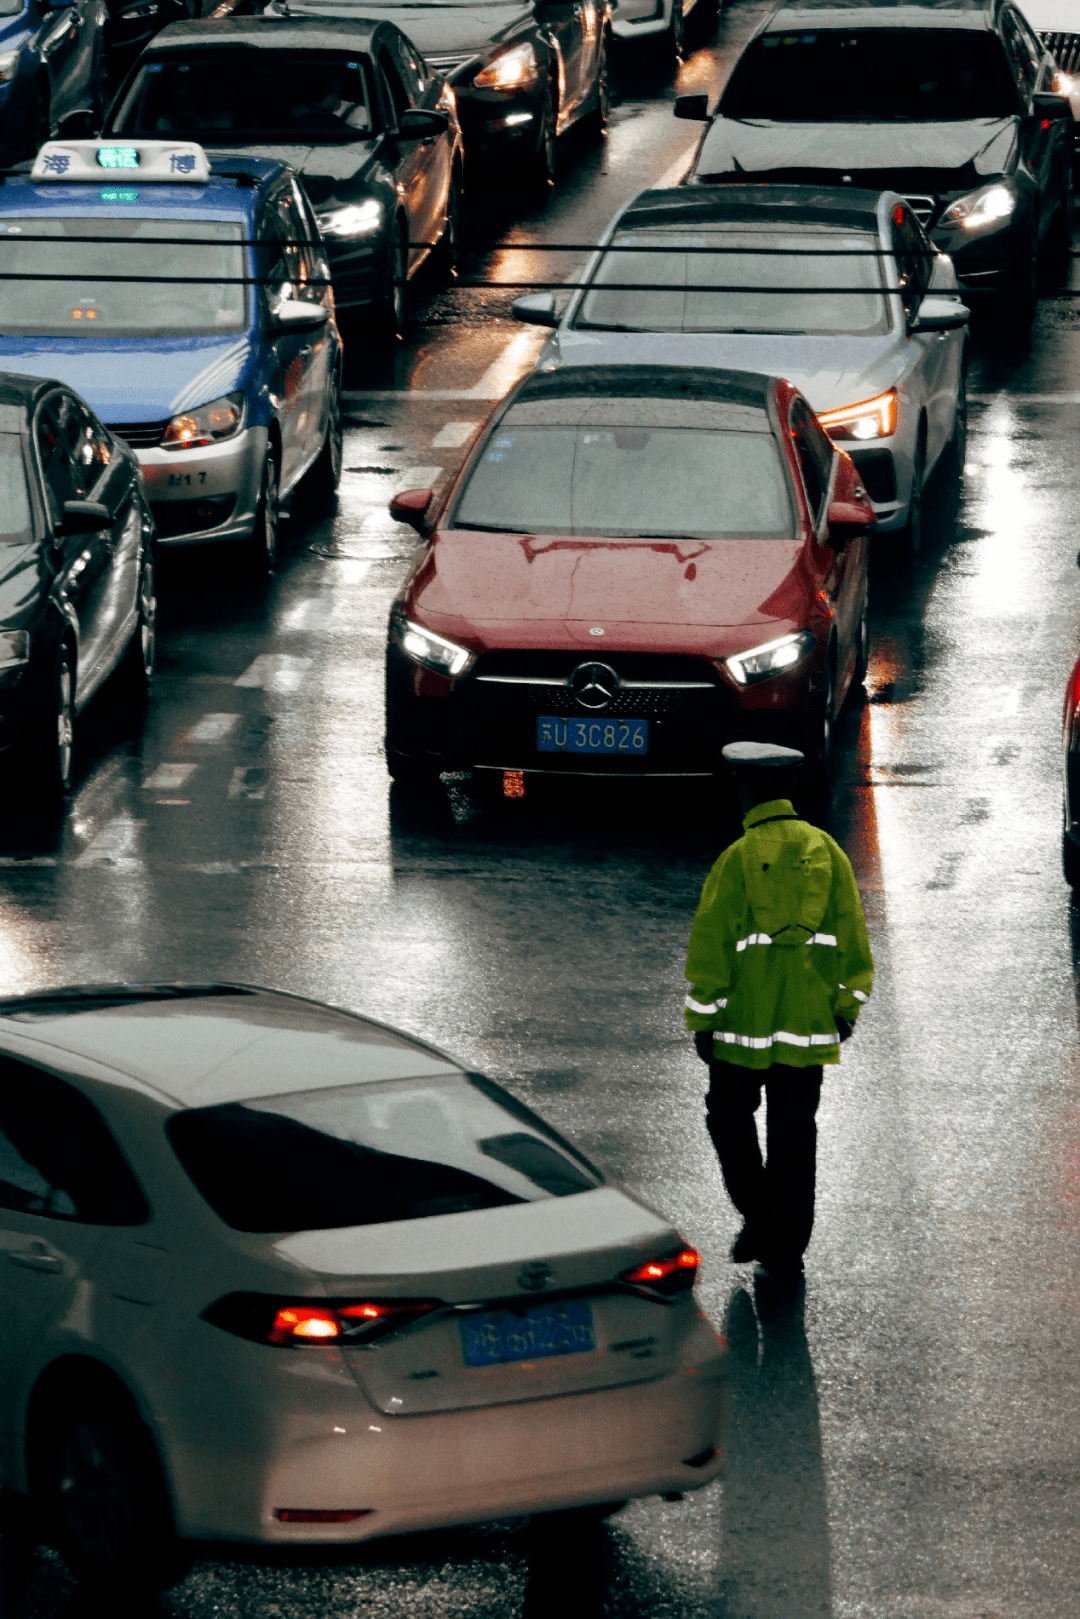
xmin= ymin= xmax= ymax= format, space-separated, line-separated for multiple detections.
xmin=514 ymin=183 xmax=969 ymax=567
xmin=0 ymin=983 xmax=726 ymax=1592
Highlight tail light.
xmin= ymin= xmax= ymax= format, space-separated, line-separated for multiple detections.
xmin=276 ymin=1509 xmax=373 ymax=1524
xmin=203 ymin=1293 xmax=443 ymax=1347
xmin=621 ymin=1246 xmax=700 ymax=1298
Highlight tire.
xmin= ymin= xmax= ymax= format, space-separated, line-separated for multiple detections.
xmin=119 ymin=548 xmax=157 ymax=696
xmin=947 ymin=355 xmax=968 ymax=482
xmin=30 ymin=640 xmax=76 ymax=800
xmin=851 ymin=596 xmax=869 ymax=692
xmin=585 ymin=39 xmax=610 ymax=141
xmin=247 ymin=448 xmax=280 ymax=575
xmin=816 ymin=657 xmax=835 ymax=770
xmin=303 ymin=373 xmax=343 ymax=514
xmin=667 ymin=0 xmax=685 ymax=65
xmin=34 ymin=1385 xmax=190 ymax=1594
xmin=433 ymin=168 xmax=462 ymax=280
xmin=527 ymin=78 xmax=557 ymax=193
xmin=894 ymin=430 xmax=925 ymax=570
xmin=376 ymin=216 xmax=408 ymax=341
xmin=386 ymin=746 xmax=441 ymax=793
xmin=1064 ymin=824 xmax=1080 ymax=891
xmin=1000 ymin=252 xmax=1036 ymax=327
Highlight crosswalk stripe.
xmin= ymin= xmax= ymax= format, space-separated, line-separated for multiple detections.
xmin=181 ymin=713 xmax=240 ymax=744
xmin=142 ymin=763 xmax=197 ymax=791
xmin=234 ymin=654 xmax=312 ymax=692
xmin=432 ymin=421 xmax=480 ymax=448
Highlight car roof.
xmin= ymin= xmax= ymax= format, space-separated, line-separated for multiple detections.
xmin=146 ymin=15 xmax=385 ymax=52
xmin=0 ymin=984 xmax=463 ymax=1108
xmin=766 ymin=0 xmax=996 ymax=29
xmin=618 ymin=184 xmax=888 ymax=234
xmin=513 ymin=365 xmax=777 ymax=413
xmin=0 ymin=160 xmax=281 ymax=222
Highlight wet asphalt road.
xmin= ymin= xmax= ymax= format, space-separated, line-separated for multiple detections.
xmin=4 ymin=3 xmax=1080 ymax=1615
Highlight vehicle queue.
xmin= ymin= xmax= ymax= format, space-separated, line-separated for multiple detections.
xmin=0 ymin=0 xmax=1075 ymax=1592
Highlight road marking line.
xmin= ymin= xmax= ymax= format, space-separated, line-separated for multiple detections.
xmin=181 ymin=713 xmax=240 ymax=745
xmin=656 ymin=147 xmax=695 ymax=189
xmin=234 ymin=653 xmax=312 ymax=692
xmin=399 ymin=466 xmax=442 ymax=488
xmin=343 ymin=328 xmax=546 ymax=403
xmin=971 ymin=391 xmax=1080 ymax=404
xmin=229 ymin=766 xmax=266 ymax=800
xmin=142 ymin=762 xmax=197 ymax=791
xmin=432 ymin=421 xmax=480 ymax=448
xmin=73 ymin=815 xmax=146 ymax=868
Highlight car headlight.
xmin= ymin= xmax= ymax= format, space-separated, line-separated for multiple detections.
xmin=315 ymin=198 xmax=382 ymax=240
xmin=161 ymin=392 xmax=244 ymax=450
xmin=818 ymin=388 xmax=897 ymax=442
xmin=392 ymin=613 xmax=474 ymax=677
xmin=1054 ymin=69 xmax=1076 ymax=95
xmin=0 ymin=630 xmax=29 ymax=669
xmin=725 ymin=630 xmax=816 ymax=687
xmin=0 ymin=50 xmax=20 ymax=82
xmin=474 ymin=42 xmax=539 ymax=90
xmin=940 ymin=184 xmax=1015 ymax=231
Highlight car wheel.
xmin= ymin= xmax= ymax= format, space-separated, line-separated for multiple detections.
xmin=247 ymin=448 xmax=280 ymax=575
xmin=527 ymin=78 xmax=557 ymax=193
xmin=36 ymin=1387 xmax=190 ymax=1594
xmin=386 ymin=746 xmax=442 ymax=794
xmin=1001 ymin=252 xmax=1037 ymax=327
xmin=948 ymin=356 xmax=968 ymax=480
xmin=304 ymin=372 xmax=343 ymax=514
xmin=120 ymin=548 xmax=157 ymax=695
xmin=667 ymin=0 xmax=685 ymax=65
xmin=816 ymin=657 xmax=835 ymax=768
xmin=894 ymin=431 xmax=925 ymax=570
xmin=433 ymin=168 xmax=462 ymax=280
xmin=851 ymin=597 xmax=869 ymax=692
xmin=1065 ymin=821 xmax=1080 ymax=892
xmin=31 ymin=640 xmax=76 ymax=800
xmin=377 ymin=215 xmax=408 ymax=340
xmin=585 ymin=38 xmax=610 ymax=140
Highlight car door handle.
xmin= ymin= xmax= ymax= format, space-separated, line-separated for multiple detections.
xmin=9 ymin=1248 xmax=62 ymax=1272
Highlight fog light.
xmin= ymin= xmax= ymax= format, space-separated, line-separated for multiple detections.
xmin=503 ymin=769 xmax=526 ymax=798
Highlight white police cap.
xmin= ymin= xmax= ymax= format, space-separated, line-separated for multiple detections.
xmin=722 ymin=741 xmax=805 ymax=768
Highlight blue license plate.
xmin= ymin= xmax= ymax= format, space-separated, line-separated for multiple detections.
xmin=537 ymin=717 xmax=648 ymax=755
xmin=460 ymin=1301 xmax=595 ymax=1367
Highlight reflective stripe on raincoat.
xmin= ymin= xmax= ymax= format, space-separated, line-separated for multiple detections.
xmin=684 ymin=798 xmax=873 ymax=1070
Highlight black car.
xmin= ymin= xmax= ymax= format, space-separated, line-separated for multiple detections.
xmin=262 ymin=0 xmax=613 ymax=187
xmin=0 ymin=0 xmax=111 ymax=161
xmin=0 ymin=374 xmax=156 ymax=795
xmin=104 ymin=17 xmax=464 ymax=335
xmin=676 ymin=0 xmax=1072 ymax=314
xmin=104 ymin=0 xmax=201 ymax=82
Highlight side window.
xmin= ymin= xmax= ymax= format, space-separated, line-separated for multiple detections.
xmin=0 ymin=1058 xmax=148 ymax=1225
xmin=257 ymin=197 xmax=303 ymax=298
xmin=891 ymin=205 xmax=932 ymax=311
xmin=789 ymin=398 xmax=833 ymax=525
xmin=378 ymin=51 xmax=410 ymax=126
xmin=65 ymin=401 xmax=112 ymax=493
xmin=1001 ymin=11 xmax=1038 ymax=99
xmin=35 ymin=399 xmax=79 ymax=527
xmin=391 ymin=33 xmax=426 ymax=105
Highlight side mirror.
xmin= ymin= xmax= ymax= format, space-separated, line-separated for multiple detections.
xmin=511 ymin=292 xmax=558 ymax=328
xmin=674 ymin=93 xmax=709 ymax=121
xmin=1031 ymin=90 xmax=1072 ymax=122
xmin=910 ymin=295 xmax=970 ymax=334
xmin=826 ymin=499 xmax=876 ymax=547
xmin=395 ymin=108 xmax=449 ymax=142
xmin=58 ymin=499 xmax=111 ymax=536
xmin=390 ymin=487 xmax=434 ymax=533
xmin=272 ymin=300 xmax=329 ymax=331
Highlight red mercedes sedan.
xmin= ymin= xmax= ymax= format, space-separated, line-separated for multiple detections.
xmin=384 ymin=365 xmax=875 ymax=792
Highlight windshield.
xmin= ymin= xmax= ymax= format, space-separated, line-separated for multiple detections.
xmin=166 ymin=1074 xmax=601 ymax=1232
xmin=720 ymin=29 xmax=1020 ymax=121
xmin=0 ymin=217 xmax=246 ymax=337
xmin=0 ymin=436 xmax=30 ymax=545
xmin=576 ymin=228 xmax=890 ymax=336
xmin=453 ymin=423 xmax=793 ymax=538
xmin=112 ymin=52 xmax=374 ymax=142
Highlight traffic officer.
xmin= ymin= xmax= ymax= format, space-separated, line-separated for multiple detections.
xmin=684 ymin=741 xmax=873 ymax=1278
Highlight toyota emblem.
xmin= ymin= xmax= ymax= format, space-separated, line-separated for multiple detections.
xmin=569 ymin=661 xmax=618 ymax=712
xmin=517 ymin=1262 xmax=553 ymax=1292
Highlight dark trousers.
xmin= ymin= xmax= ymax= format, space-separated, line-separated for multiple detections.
xmin=706 ymin=1059 xmax=823 ymax=1265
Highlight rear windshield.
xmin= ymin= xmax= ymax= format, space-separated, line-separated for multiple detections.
xmin=0 ymin=217 xmax=246 ymax=337
xmin=0 ymin=435 xmax=31 ymax=545
xmin=577 ymin=229 xmax=889 ymax=336
xmin=166 ymin=1074 xmax=602 ymax=1232
xmin=720 ymin=29 xmax=1020 ymax=122
xmin=453 ymin=424 xmax=793 ymax=538
xmin=112 ymin=51 xmax=374 ymax=142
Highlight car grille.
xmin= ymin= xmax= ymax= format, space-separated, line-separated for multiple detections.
xmin=108 ymin=420 xmax=167 ymax=450
xmin=425 ymin=50 xmax=481 ymax=81
xmin=1041 ymin=30 xmax=1080 ymax=73
xmin=903 ymin=194 xmax=938 ymax=228
xmin=468 ymin=650 xmax=720 ymax=719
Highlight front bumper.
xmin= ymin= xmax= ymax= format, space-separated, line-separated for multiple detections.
xmin=454 ymin=83 xmax=545 ymax=160
xmin=385 ymin=641 xmax=825 ymax=778
xmin=930 ymin=216 xmax=1035 ymax=289
xmin=121 ymin=425 xmax=266 ymax=547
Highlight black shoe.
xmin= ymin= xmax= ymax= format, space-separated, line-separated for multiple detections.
xmin=754 ymin=1256 xmax=804 ymax=1281
xmin=730 ymin=1225 xmax=758 ymax=1263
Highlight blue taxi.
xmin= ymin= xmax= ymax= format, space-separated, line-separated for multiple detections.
xmin=0 ymin=138 xmax=343 ymax=569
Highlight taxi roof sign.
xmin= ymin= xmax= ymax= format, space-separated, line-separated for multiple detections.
xmin=30 ymin=141 xmax=211 ymax=184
